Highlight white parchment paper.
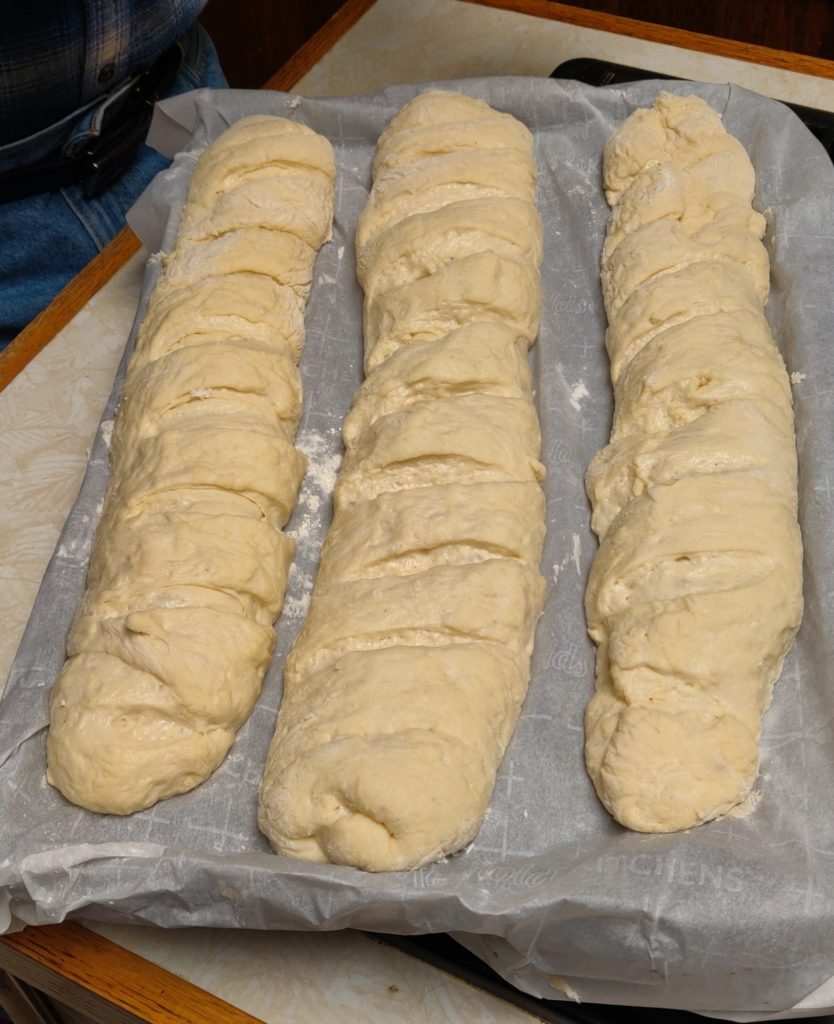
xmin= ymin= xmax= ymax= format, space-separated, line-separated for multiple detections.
xmin=1 ymin=80 xmax=832 ymax=1018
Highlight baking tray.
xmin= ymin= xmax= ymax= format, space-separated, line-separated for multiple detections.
xmin=1 ymin=78 xmax=833 ymax=1018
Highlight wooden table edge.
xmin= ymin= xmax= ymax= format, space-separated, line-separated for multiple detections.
xmin=0 ymin=922 xmax=265 ymax=1024
xmin=465 ymin=0 xmax=834 ymax=80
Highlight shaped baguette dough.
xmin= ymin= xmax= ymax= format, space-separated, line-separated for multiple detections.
xmin=585 ymin=93 xmax=803 ymax=833
xmin=46 ymin=116 xmax=335 ymax=814
xmin=259 ymin=90 xmax=546 ymax=871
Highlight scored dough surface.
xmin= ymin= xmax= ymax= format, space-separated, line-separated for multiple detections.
xmin=258 ymin=90 xmax=547 ymax=872
xmin=46 ymin=116 xmax=335 ymax=814
xmin=585 ymin=92 xmax=803 ymax=833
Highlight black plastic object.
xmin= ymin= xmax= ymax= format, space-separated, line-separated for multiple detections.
xmin=552 ymin=57 xmax=834 ymax=161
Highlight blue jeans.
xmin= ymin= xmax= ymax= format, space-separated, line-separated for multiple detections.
xmin=0 ymin=24 xmax=227 ymax=348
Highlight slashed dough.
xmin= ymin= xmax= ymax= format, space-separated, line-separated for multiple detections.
xmin=46 ymin=116 xmax=335 ymax=814
xmin=259 ymin=90 xmax=547 ymax=871
xmin=585 ymin=93 xmax=803 ymax=833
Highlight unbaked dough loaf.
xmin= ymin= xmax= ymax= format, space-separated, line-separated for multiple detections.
xmin=258 ymin=90 xmax=546 ymax=871
xmin=585 ymin=93 xmax=803 ymax=833
xmin=46 ymin=116 xmax=335 ymax=813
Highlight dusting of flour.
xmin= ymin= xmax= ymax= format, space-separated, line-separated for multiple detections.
xmin=281 ymin=563 xmax=313 ymax=622
xmin=296 ymin=429 xmax=342 ymax=499
xmin=280 ymin=428 xmax=343 ymax=620
xmin=571 ymin=533 xmax=582 ymax=576
xmin=569 ymin=381 xmax=589 ymax=411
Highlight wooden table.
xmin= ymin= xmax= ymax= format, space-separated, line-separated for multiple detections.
xmin=2 ymin=2 xmax=833 ymax=1021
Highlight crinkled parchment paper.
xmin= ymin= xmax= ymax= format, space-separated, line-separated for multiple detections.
xmin=1 ymin=79 xmax=833 ymax=1018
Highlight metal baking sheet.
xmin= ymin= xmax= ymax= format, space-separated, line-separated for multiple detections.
xmin=1 ymin=79 xmax=832 ymax=1018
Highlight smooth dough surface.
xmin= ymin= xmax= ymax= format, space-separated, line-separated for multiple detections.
xmin=584 ymin=93 xmax=803 ymax=833
xmin=259 ymin=90 xmax=546 ymax=871
xmin=47 ymin=115 xmax=335 ymax=814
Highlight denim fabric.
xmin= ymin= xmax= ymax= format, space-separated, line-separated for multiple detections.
xmin=0 ymin=22 xmax=227 ymax=348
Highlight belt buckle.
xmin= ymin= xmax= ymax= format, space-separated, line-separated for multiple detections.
xmin=77 ymin=44 xmax=182 ymax=199
xmin=77 ymin=107 xmax=153 ymax=199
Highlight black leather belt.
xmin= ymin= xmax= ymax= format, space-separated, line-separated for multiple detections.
xmin=0 ymin=43 xmax=182 ymax=204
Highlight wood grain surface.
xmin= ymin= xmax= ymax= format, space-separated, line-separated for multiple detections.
xmin=263 ymin=0 xmax=377 ymax=91
xmin=465 ymin=0 xmax=834 ymax=79
xmin=0 ymin=923 xmax=265 ymax=1024
xmin=545 ymin=0 xmax=834 ymax=59
xmin=201 ymin=0 xmax=347 ymax=89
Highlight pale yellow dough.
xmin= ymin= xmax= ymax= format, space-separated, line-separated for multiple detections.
xmin=259 ymin=90 xmax=546 ymax=871
xmin=46 ymin=115 xmax=335 ymax=814
xmin=585 ymin=93 xmax=803 ymax=833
